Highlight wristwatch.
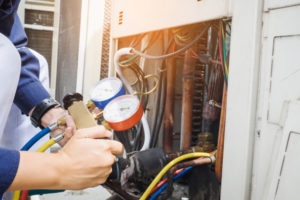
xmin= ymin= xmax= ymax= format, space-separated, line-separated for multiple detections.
xmin=30 ymin=98 xmax=61 ymax=128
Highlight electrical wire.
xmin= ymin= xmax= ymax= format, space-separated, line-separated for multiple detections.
xmin=149 ymin=168 xmax=185 ymax=196
xmin=131 ymin=23 xmax=210 ymax=60
xmin=121 ymin=31 xmax=161 ymax=65
xmin=221 ymin=21 xmax=229 ymax=78
xmin=150 ymin=38 xmax=174 ymax=148
xmin=218 ymin=21 xmax=228 ymax=86
xmin=149 ymin=167 xmax=193 ymax=200
xmin=114 ymin=48 xmax=151 ymax=151
xmin=139 ymin=152 xmax=212 ymax=200
xmin=133 ymin=74 xmax=159 ymax=96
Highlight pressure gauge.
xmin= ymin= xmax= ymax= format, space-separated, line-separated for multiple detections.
xmin=90 ymin=77 xmax=126 ymax=109
xmin=103 ymin=95 xmax=143 ymax=131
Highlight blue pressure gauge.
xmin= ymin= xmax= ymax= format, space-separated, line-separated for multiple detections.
xmin=90 ymin=77 xmax=126 ymax=109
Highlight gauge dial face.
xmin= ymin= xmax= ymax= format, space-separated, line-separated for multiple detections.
xmin=104 ymin=95 xmax=141 ymax=123
xmin=91 ymin=78 xmax=122 ymax=101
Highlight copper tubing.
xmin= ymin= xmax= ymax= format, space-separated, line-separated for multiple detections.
xmin=163 ymin=57 xmax=176 ymax=153
xmin=215 ymin=83 xmax=227 ymax=182
xmin=180 ymin=49 xmax=196 ymax=150
xmin=177 ymin=157 xmax=212 ymax=169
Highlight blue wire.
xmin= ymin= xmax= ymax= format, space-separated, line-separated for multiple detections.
xmin=149 ymin=166 xmax=193 ymax=200
xmin=21 ymin=127 xmax=51 ymax=151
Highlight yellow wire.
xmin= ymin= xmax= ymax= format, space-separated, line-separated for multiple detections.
xmin=221 ymin=23 xmax=229 ymax=77
xmin=12 ymin=138 xmax=56 ymax=200
xmin=139 ymin=152 xmax=211 ymax=200
xmin=133 ymin=74 xmax=159 ymax=96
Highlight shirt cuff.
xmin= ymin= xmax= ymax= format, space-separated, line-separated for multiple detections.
xmin=0 ymin=148 xmax=20 ymax=196
xmin=14 ymin=80 xmax=51 ymax=114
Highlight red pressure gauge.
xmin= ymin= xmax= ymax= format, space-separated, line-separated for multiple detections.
xmin=103 ymin=95 xmax=143 ymax=131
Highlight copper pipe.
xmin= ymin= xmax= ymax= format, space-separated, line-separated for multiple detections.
xmin=177 ymin=157 xmax=212 ymax=169
xmin=215 ymin=83 xmax=227 ymax=182
xmin=209 ymin=59 xmax=222 ymax=65
xmin=180 ymin=49 xmax=196 ymax=150
xmin=163 ymin=57 xmax=176 ymax=153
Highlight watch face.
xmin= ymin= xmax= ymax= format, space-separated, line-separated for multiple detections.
xmin=91 ymin=78 xmax=123 ymax=101
xmin=103 ymin=95 xmax=140 ymax=123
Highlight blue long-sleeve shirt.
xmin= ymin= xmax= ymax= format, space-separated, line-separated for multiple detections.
xmin=0 ymin=148 xmax=20 ymax=197
xmin=0 ymin=0 xmax=51 ymax=196
xmin=0 ymin=0 xmax=50 ymax=114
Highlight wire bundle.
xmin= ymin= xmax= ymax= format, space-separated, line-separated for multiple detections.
xmin=218 ymin=20 xmax=230 ymax=85
xmin=140 ymin=152 xmax=212 ymax=200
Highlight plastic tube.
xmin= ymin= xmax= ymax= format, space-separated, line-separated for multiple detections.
xmin=36 ymin=138 xmax=56 ymax=152
xmin=114 ymin=48 xmax=150 ymax=150
xmin=21 ymin=126 xmax=51 ymax=151
xmin=16 ymin=134 xmax=63 ymax=200
xmin=149 ymin=167 xmax=193 ymax=200
xmin=140 ymin=152 xmax=211 ymax=200
xmin=12 ymin=191 xmax=20 ymax=200
xmin=21 ymin=122 xmax=58 ymax=151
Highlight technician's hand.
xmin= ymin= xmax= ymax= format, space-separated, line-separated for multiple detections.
xmin=57 ymin=126 xmax=124 ymax=189
xmin=41 ymin=107 xmax=74 ymax=146
xmin=8 ymin=126 xmax=123 ymax=191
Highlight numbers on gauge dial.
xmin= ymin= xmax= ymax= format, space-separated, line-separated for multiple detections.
xmin=91 ymin=78 xmax=122 ymax=101
xmin=104 ymin=96 xmax=140 ymax=123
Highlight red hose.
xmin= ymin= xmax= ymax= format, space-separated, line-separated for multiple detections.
xmin=20 ymin=190 xmax=29 ymax=200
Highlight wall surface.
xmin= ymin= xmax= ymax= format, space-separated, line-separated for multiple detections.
xmin=55 ymin=0 xmax=81 ymax=102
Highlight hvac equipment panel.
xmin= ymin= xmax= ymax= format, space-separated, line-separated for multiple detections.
xmin=111 ymin=0 xmax=230 ymax=38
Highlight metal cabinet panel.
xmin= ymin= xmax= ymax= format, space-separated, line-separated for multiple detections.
xmin=265 ymin=0 xmax=300 ymax=10
xmin=268 ymin=36 xmax=300 ymax=123
xmin=111 ymin=0 xmax=230 ymax=38
xmin=275 ymin=131 xmax=300 ymax=200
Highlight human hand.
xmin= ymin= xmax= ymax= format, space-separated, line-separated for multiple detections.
xmin=40 ymin=107 xmax=74 ymax=146
xmin=56 ymin=126 xmax=124 ymax=190
xmin=8 ymin=126 xmax=123 ymax=191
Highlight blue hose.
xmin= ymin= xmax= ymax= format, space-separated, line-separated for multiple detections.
xmin=149 ymin=167 xmax=193 ymax=200
xmin=21 ymin=127 xmax=51 ymax=151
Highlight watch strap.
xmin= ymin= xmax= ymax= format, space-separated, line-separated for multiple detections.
xmin=30 ymin=98 xmax=61 ymax=129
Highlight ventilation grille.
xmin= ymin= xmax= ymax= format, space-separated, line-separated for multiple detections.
xmin=25 ymin=28 xmax=53 ymax=70
xmin=25 ymin=9 xmax=54 ymax=26
xmin=100 ymin=0 xmax=112 ymax=79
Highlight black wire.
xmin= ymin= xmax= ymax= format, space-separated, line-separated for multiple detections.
xmin=115 ymin=131 xmax=132 ymax=153
xmin=150 ymin=37 xmax=174 ymax=147
xmin=165 ymin=170 xmax=175 ymax=198
xmin=133 ymin=122 xmax=143 ymax=151
xmin=151 ymin=70 xmax=167 ymax=147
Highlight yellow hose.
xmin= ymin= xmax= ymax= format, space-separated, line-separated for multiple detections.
xmin=12 ymin=190 xmax=20 ymax=200
xmin=36 ymin=138 xmax=56 ymax=153
xmin=139 ymin=152 xmax=211 ymax=200
xmin=12 ymin=138 xmax=56 ymax=200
